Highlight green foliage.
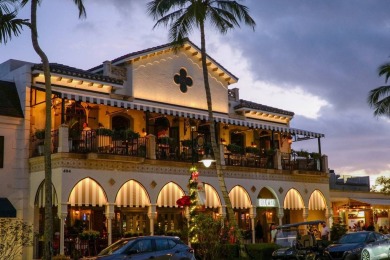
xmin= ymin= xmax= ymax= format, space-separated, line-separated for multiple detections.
xmin=158 ymin=136 xmax=171 ymax=145
xmin=0 ymin=218 xmax=33 ymax=260
xmin=371 ymin=176 xmax=390 ymax=194
xmin=330 ymin=223 xmax=348 ymax=241
xmin=181 ymin=139 xmax=192 ymax=147
xmin=295 ymin=149 xmax=309 ymax=158
xmin=192 ymin=214 xmax=224 ymax=260
xmin=310 ymin=152 xmax=321 ymax=159
xmin=113 ymin=129 xmax=140 ymax=141
xmin=78 ymin=230 xmax=100 ymax=240
xmin=96 ymin=128 xmax=113 ymax=136
xmin=34 ymin=129 xmax=45 ymax=140
xmin=245 ymin=146 xmax=260 ymax=154
xmin=227 ymin=144 xmax=243 ymax=154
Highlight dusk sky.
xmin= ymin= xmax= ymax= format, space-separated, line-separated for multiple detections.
xmin=1 ymin=1 xmax=390 ymax=185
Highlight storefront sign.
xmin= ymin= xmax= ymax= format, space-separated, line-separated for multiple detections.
xmin=258 ymin=199 xmax=276 ymax=207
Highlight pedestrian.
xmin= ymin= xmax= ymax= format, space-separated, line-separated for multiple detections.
xmin=255 ymin=220 xmax=263 ymax=243
xmin=321 ymin=222 xmax=330 ymax=241
xmin=270 ymin=224 xmax=277 ymax=243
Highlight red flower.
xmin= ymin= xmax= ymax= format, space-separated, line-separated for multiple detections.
xmin=176 ymin=195 xmax=191 ymax=207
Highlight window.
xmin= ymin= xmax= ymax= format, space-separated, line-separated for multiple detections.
xmin=0 ymin=136 xmax=3 ymax=168
xmin=131 ymin=239 xmax=153 ymax=253
xmin=155 ymin=239 xmax=169 ymax=251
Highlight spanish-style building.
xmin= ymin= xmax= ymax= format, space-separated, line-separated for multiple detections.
xmin=0 ymin=39 xmax=331 ymax=259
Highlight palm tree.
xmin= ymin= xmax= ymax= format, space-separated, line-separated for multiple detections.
xmin=368 ymin=62 xmax=390 ymax=117
xmin=20 ymin=0 xmax=86 ymax=258
xmin=147 ymin=0 xmax=255 ymax=250
xmin=0 ymin=0 xmax=29 ymax=44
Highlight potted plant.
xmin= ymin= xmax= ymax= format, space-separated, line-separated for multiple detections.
xmin=79 ymin=230 xmax=100 ymax=241
xmin=245 ymin=146 xmax=260 ymax=155
xmin=96 ymin=128 xmax=113 ymax=136
xmin=227 ymin=144 xmax=243 ymax=154
xmin=310 ymin=152 xmax=321 ymax=160
xmin=296 ymin=149 xmax=309 ymax=158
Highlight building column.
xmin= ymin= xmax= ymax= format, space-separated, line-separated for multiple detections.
xmin=146 ymin=135 xmax=156 ymax=159
xmin=325 ymin=207 xmax=333 ymax=226
xmin=249 ymin=206 xmax=257 ymax=244
xmin=303 ymin=207 xmax=309 ymax=222
xmin=105 ymin=203 xmax=115 ymax=245
xmin=57 ymin=124 xmax=69 ymax=153
xmin=148 ymin=204 xmax=157 ymax=236
xmin=59 ymin=202 xmax=68 ymax=255
xmin=277 ymin=208 xmax=284 ymax=226
xmin=275 ymin=149 xmax=282 ymax=170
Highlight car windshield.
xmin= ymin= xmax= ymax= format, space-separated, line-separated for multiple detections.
xmin=98 ymin=238 xmax=134 ymax=256
xmin=338 ymin=233 xmax=367 ymax=244
xmin=275 ymin=230 xmax=298 ymax=248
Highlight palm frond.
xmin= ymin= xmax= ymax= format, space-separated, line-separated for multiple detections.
xmin=72 ymin=0 xmax=86 ymax=18
xmin=0 ymin=9 xmax=28 ymax=44
xmin=378 ymin=63 xmax=390 ymax=83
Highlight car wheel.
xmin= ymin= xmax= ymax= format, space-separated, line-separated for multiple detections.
xmin=361 ymin=249 xmax=370 ymax=260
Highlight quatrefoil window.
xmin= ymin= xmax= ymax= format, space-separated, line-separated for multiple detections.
xmin=174 ymin=68 xmax=193 ymax=93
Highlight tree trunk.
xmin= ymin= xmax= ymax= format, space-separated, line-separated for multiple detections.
xmin=31 ymin=1 xmax=53 ymax=259
xmin=199 ymin=24 xmax=244 ymax=249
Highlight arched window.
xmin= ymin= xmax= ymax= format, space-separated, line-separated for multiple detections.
xmin=230 ymin=131 xmax=245 ymax=148
xmin=112 ymin=115 xmax=131 ymax=131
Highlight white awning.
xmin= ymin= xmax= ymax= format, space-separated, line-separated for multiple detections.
xmin=69 ymin=178 xmax=107 ymax=206
xmin=308 ymin=190 xmax=326 ymax=210
xmin=116 ymin=180 xmax=150 ymax=207
xmin=42 ymin=90 xmax=324 ymax=138
xmin=229 ymin=186 xmax=251 ymax=209
xmin=34 ymin=181 xmax=58 ymax=208
xmin=284 ymin=189 xmax=304 ymax=210
xmin=352 ymin=198 xmax=390 ymax=207
xmin=204 ymin=184 xmax=221 ymax=209
xmin=157 ymin=182 xmax=185 ymax=208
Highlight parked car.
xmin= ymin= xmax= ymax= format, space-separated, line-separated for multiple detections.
xmin=95 ymin=236 xmax=195 ymax=260
xmin=360 ymin=232 xmax=390 ymax=260
xmin=271 ymin=220 xmax=326 ymax=260
xmin=324 ymin=231 xmax=387 ymax=260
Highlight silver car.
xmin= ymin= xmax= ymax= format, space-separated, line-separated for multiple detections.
xmin=96 ymin=236 xmax=195 ymax=260
xmin=361 ymin=233 xmax=390 ymax=260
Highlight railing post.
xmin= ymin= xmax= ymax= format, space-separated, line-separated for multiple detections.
xmin=57 ymin=124 xmax=69 ymax=152
xmin=274 ymin=149 xmax=282 ymax=170
xmin=146 ymin=134 xmax=156 ymax=159
xmin=321 ymin=155 xmax=328 ymax=173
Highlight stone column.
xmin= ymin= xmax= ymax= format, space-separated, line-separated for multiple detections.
xmin=277 ymin=208 xmax=284 ymax=226
xmin=59 ymin=202 xmax=68 ymax=255
xmin=105 ymin=203 xmax=115 ymax=245
xmin=146 ymin=135 xmax=156 ymax=159
xmin=325 ymin=207 xmax=333 ymax=226
xmin=57 ymin=124 xmax=69 ymax=153
xmin=249 ymin=206 xmax=257 ymax=244
xmin=148 ymin=204 xmax=157 ymax=236
xmin=303 ymin=207 xmax=309 ymax=222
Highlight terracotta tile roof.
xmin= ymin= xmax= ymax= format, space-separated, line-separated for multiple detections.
xmin=234 ymin=99 xmax=295 ymax=117
xmin=0 ymin=80 xmax=24 ymax=118
xmin=32 ymin=63 xmax=123 ymax=85
xmin=88 ymin=38 xmax=238 ymax=81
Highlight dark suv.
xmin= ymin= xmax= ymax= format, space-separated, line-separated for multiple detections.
xmin=96 ymin=236 xmax=195 ymax=260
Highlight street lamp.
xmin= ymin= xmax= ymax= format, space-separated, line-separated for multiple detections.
xmin=190 ymin=125 xmax=215 ymax=168
xmin=199 ymin=154 xmax=215 ymax=168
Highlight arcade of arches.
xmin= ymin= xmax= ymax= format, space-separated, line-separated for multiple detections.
xmin=33 ymin=178 xmax=331 ymax=255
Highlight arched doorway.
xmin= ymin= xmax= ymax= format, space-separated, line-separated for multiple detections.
xmin=114 ymin=180 xmax=151 ymax=240
xmin=257 ymin=187 xmax=278 ymax=242
xmin=156 ymin=182 xmax=186 ymax=236
xmin=283 ymin=188 xmax=305 ymax=224
xmin=229 ymin=186 xmax=252 ymax=232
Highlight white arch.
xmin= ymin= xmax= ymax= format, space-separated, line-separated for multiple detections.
xmin=229 ymin=185 xmax=251 ymax=209
xmin=284 ymin=189 xmax=304 ymax=210
xmin=308 ymin=190 xmax=327 ymax=210
xmin=156 ymin=182 xmax=185 ymax=208
xmin=68 ymin=177 xmax=107 ymax=206
xmin=115 ymin=180 xmax=151 ymax=208
xmin=203 ymin=183 xmax=222 ymax=208
xmin=34 ymin=180 xmax=58 ymax=208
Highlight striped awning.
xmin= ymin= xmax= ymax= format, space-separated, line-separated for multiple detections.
xmin=157 ymin=182 xmax=185 ymax=208
xmin=229 ymin=186 xmax=251 ymax=209
xmin=204 ymin=184 xmax=221 ymax=208
xmin=34 ymin=181 xmax=58 ymax=208
xmin=42 ymin=90 xmax=323 ymax=138
xmin=69 ymin=178 xmax=107 ymax=206
xmin=284 ymin=189 xmax=304 ymax=210
xmin=116 ymin=180 xmax=150 ymax=207
xmin=308 ymin=190 xmax=326 ymax=210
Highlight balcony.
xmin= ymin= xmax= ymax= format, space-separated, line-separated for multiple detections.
xmin=30 ymin=125 xmax=327 ymax=174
